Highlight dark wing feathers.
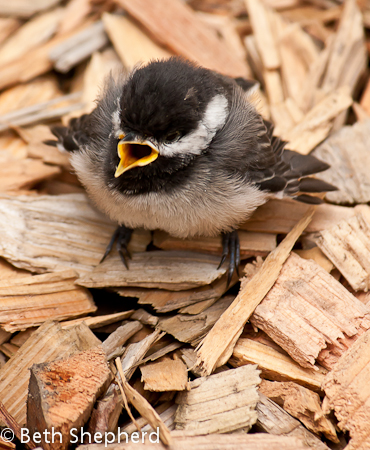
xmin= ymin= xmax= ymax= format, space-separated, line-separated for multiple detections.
xmin=44 ymin=113 xmax=92 ymax=152
xmin=252 ymin=120 xmax=336 ymax=203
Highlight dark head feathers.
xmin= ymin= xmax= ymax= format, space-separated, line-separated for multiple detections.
xmin=119 ymin=57 xmax=223 ymax=141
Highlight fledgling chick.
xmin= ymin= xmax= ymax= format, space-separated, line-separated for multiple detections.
xmin=47 ymin=57 xmax=336 ymax=283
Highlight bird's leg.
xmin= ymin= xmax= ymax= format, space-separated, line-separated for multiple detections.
xmin=218 ymin=230 xmax=240 ymax=287
xmin=100 ymin=225 xmax=133 ymax=269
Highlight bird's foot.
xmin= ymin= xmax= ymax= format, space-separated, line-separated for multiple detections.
xmin=100 ymin=225 xmax=133 ymax=269
xmin=218 ymin=230 xmax=240 ymax=287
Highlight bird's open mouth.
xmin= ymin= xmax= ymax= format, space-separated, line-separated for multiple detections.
xmin=115 ymin=138 xmax=159 ymax=177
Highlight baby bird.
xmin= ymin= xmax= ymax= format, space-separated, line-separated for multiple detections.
xmin=47 ymin=57 xmax=336 ymax=283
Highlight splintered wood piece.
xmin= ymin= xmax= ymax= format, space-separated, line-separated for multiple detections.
xmin=257 ymin=394 xmax=331 ymax=450
xmin=121 ymin=402 xmax=176 ymax=435
xmin=250 ymin=253 xmax=370 ymax=369
xmin=0 ymin=17 xmax=20 ymax=44
xmin=322 ymin=328 xmax=370 ymax=450
xmin=17 ymin=125 xmax=71 ymax=167
xmin=153 ymin=230 xmax=276 ymax=258
xmin=0 ymin=321 xmax=101 ymax=426
xmin=0 ymin=400 xmax=31 ymax=449
xmin=196 ymin=207 xmax=315 ymax=376
xmin=116 ymin=359 xmax=173 ymax=447
xmin=281 ymin=86 xmax=353 ymax=155
xmin=116 ymin=0 xmax=249 ymax=77
xmin=86 ymin=331 xmax=164 ymax=437
xmin=0 ymin=92 xmax=82 ymax=132
xmin=120 ymin=329 xmax=164 ymax=381
xmin=140 ymin=359 xmax=188 ymax=392
xmin=78 ymin=251 xmax=226 ymax=291
xmin=313 ymin=119 xmax=370 ymax=204
xmin=245 ymin=0 xmax=280 ymax=70
xmin=0 ymin=193 xmax=119 ymax=274
xmin=118 ymin=272 xmax=236 ymax=313
xmin=278 ymin=23 xmax=319 ymax=106
xmin=321 ymin=0 xmax=366 ymax=95
xmin=263 ymin=70 xmax=285 ymax=105
xmin=61 ymin=311 xmax=134 ymax=329
xmin=175 ymin=364 xmax=260 ymax=434
xmin=158 ymin=296 xmax=234 ymax=346
xmin=294 ymin=247 xmax=333 ymax=273
xmin=299 ymin=36 xmax=334 ymax=113
xmin=0 ymin=76 xmax=62 ymax=116
xmin=102 ymin=321 xmax=143 ymax=360
xmin=259 ymin=380 xmax=338 ymax=442
xmin=27 ymin=346 xmax=111 ymax=450
xmin=315 ymin=205 xmax=370 ymax=292
xmin=74 ymin=433 xmax=320 ymax=449
xmin=0 ymin=20 xmax=93 ymax=91
xmin=0 ymin=269 xmax=96 ymax=332
xmin=0 ymin=7 xmax=63 ymax=66
xmin=131 ymin=309 xmax=158 ymax=327
xmin=103 ymin=13 xmax=171 ymax=69
xmin=64 ymin=48 xmax=122 ymax=121
xmin=49 ymin=21 xmax=109 ymax=73
xmin=230 ymin=338 xmax=325 ymax=392
xmin=0 ymin=159 xmax=60 ymax=192
xmin=57 ymin=0 xmax=92 ymax=35
xmin=0 ymin=0 xmax=61 ymax=17
xmin=241 ymin=198 xmax=354 ymax=234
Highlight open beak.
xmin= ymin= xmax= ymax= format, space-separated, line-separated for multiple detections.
xmin=114 ymin=135 xmax=159 ymax=178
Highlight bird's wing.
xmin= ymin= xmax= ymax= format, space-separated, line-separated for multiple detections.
xmin=44 ymin=113 xmax=92 ymax=152
xmin=252 ymin=121 xmax=336 ymax=203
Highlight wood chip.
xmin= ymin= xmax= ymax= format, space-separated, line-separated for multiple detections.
xmin=118 ymin=273 xmax=236 ymax=313
xmin=49 ymin=21 xmax=109 ymax=73
xmin=0 ymin=321 xmax=101 ymax=425
xmin=175 ymin=364 xmax=260 ymax=434
xmin=281 ymin=86 xmax=353 ymax=155
xmin=245 ymin=0 xmax=280 ymax=70
xmin=116 ymin=359 xmax=173 ymax=447
xmin=321 ymin=0 xmax=366 ymax=95
xmin=27 ymin=346 xmax=111 ymax=450
xmin=116 ymin=0 xmax=249 ymax=77
xmin=0 ymin=269 xmax=96 ymax=332
xmin=0 ymin=0 xmax=61 ymax=18
xmin=294 ymin=247 xmax=334 ymax=272
xmin=241 ymin=198 xmax=354 ymax=234
xmin=315 ymin=205 xmax=370 ymax=292
xmin=313 ymin=119 xmax=370 ymax=204
xmin=230 ymin=338 xmax=326 ymax=392
xmin=61 ymin=311 xmax=134 ymax=329
xmin=0 ymin=8 xmax=63 ymax=66
xmin=78 ymin=251 xmax=226 ymax=291
xmin=0 ymin=159 xmax=60 ymax=192
xmin=250 ymin=252 xmax=370 ymax=369
xmin=75 ymin=433 xmax=321 ymax=450
xmin=153 ymin=230 xmax=276 ymax=258
xmin=322 ymin=328 xmax=370 ymax=450
xmin=259 ymin=380 xmax=338 ymax=442
xmin=158 ymin=296 xmax=234 ymax=346
xmin=102 ymin=321 xmax=143 ymax=360
xmin=256 ymin=393 xmax=331 ymax=450
xmin=196 ymin=207 xmax=315 ymax=376
xmin=0 ymin=193 xmax=117 ymax=274
xmin=140 ymin=359 xmax=188 ymax=392
xmin=102 ymin=13 xmax=171 ymax=69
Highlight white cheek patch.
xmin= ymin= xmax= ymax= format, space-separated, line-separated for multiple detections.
xmin=159 ymin=94 xmax=228 ymax=157
xmin=111 ymin=105 xmax=122 ymax=138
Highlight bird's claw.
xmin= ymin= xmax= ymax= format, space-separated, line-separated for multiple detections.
xmin=218 ymin=230 xmax=240 ymax=287
xmin=100 ymin=225 xmax=133 ymax=269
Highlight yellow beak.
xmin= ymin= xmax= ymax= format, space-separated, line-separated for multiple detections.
xmin=114 ymin=138 xmax=159 ymax=178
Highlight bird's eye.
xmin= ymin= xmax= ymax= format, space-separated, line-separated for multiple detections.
xmin=165 ymin=131 xmax=181 ymax=142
